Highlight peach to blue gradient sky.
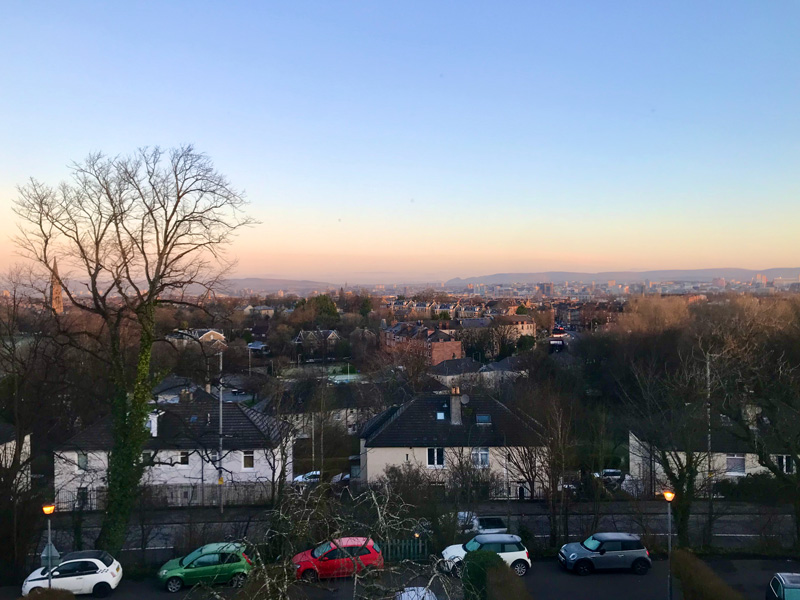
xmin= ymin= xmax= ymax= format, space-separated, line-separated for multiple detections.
xmin=1 ymin=2 xmax=798 ymax=283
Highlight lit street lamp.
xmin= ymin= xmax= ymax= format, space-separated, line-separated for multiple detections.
xmin=663 ymin=491 xmax=675 ymax=600
xmin=42 ymin=504 xmax=55 ymax=588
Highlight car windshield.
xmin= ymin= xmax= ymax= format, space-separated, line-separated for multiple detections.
xmin=581 ymin=536 xmax=601 ymax=551
xmin=311 ymin=542 xmax=333 ymax=558
xmin=180 ymin=547 xmax=205 ymax=567
xmin=464 ymin=539 xmax=481 ymax=552
xmin=786 ymin=590 xmax=800 ymax=600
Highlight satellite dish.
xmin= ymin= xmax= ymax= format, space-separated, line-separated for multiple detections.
xmin=460 ymin=394 xmax=470 ymax=405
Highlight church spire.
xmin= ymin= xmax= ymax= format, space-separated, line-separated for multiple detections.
xmin=50 ymin=258 xmax=63 ymax=314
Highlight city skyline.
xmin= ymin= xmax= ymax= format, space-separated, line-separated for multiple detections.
xmin=1 ymin=2 xmax=798 ymax=282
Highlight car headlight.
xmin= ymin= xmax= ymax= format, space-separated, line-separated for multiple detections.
xmin=560 ymin=544 xmax=566 ymax=552
xmin=295 ymin=563 xmax=302 ymax=569
xmin=569 ymin=553 xmax=578 ymax=561
xmin=159 ymin=570 xmax=168 ymax=576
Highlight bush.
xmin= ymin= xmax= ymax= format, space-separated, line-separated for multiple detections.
xmin=462 ymin=550 xmax=506 ymax=600
xmin=17 ymin=589 xmax=74 ymax=600
xmin=672 ymin=549 xmax=746 ymax=600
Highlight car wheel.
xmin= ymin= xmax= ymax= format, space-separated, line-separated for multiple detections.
xmin=93 ymin=582 xmax=112 ymax=598
xmin=511 ymin=560 xmax=528 ymax=577
xmin=453 ymin=561 xmax=464 ymax=578
xmin=166 ymin=577 xmax=184 ymax=593
xmin=301 ymin=569 xmax=319 ymax=582
xmin=574 ymin=560 xmax=593 ymax=576
xmin=632 ymin=559 xmax=650 ymax=575
xmin=230 ymin=572 xmax=247 ymax=588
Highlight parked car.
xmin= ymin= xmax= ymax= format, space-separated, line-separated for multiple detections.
xmin=22 ymin=550 xmax=123 ymax=597
xmin=457 ymin=512 xmax=508 ymax=534
xmin=766 ymin=573 xmax=800 ymax=599
xmin=293 ymin=471 xmax=321 ymax=485
xmin=395 ymin=588 xmax=438 ymax=600
xmin=441 ymin=533 xmax=530 ymax=577
xmin=558 ymin=532 xmax=651 ymax=576
xmin=292 ymin=537 xmax=384 ymax=581
xmin=157 ymin=542 xmax=252 ymax=592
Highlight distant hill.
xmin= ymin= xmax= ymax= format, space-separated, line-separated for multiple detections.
xmin=222 ymin=277 xmax=335 ymax=293
xmin=446 ymin=268 xmax=800 ymax=286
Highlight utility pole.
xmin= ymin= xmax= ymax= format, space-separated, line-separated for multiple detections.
xmin=218 ymin=352 xmax=224 ymax=515
xmin=706 ymin=353 xmax=714 ymax=545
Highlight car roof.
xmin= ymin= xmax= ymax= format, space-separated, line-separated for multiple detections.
xmin=332 ymin=537 xmax=372 ymax=547
xmin=593 ymin=532 xmax=640 ymax=541
xmin=200 ymin=542 xmax=245 ymax=553
xmin=474 ymin=534 xmax=521 ymax=543
xmin=61 ymin=550 xmax=110 ymax=562
xmin=777 ymin=573 xmax=800 ymax=588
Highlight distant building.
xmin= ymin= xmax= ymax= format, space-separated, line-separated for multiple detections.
xmin=50 ymin=258 xmax=64 ymax=314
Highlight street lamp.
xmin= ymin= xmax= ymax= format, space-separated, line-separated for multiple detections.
xmin=663 ymin=491 xmax=675 ymax=600
xmin=42 ymin=504 xmax=55 ymax=588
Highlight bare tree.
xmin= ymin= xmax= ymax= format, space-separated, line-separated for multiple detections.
xmin=13 ymin=146 xmax=253 ymax=552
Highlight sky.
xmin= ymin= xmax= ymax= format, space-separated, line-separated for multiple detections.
xmin=1 ymin=2 xmax=798 ymax=284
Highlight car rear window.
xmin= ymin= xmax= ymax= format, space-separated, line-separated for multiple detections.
xmin=371 ymin=541 xmax=381 ymax=554
xmin=98 ymin=551 xmax=114 ymax=567
xmin=622 ymin=541 xmax=643 ymax=551
xmin=479 ymin=518 xmax=506 ymax=529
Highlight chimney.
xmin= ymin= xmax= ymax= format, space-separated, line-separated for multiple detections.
xmin=450 ymin=387 xmax=462 ymax=425
xmin=146 ymin=411 xmax=160 ymax=437
xmin=179 ymin=388 xmax=191 ymax=403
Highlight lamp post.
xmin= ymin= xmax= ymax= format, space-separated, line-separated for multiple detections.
xmin=42 ymin=504 xmax=55 ymax=588
xmin=663 ymin=491 xmax=675 ymax=600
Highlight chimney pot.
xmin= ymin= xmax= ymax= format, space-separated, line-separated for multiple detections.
xmin=450 ymin=388 xmax=462 ymax=425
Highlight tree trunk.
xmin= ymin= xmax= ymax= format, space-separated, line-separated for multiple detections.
xmin=674 ymin=498 xmax=692 ymax=547
xmin=95 ymin=307 xmax=156 ymax=553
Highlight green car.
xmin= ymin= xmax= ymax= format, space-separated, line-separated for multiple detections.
xmin=158 ymin=543 xmax=253 ymax=593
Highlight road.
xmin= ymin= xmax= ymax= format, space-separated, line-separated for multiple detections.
xmin=3 ymin=558 xmax=797 ymax=600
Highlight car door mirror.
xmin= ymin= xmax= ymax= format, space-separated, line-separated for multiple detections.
xmin=598 ymin=548 xmax=606 ymax=555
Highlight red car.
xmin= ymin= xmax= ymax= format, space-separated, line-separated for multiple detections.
xmin=292 ymin=537 xmax=384 ymax=581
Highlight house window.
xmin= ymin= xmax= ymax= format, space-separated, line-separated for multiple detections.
xmin=471 ymin=447 xmax=490 ymax=468
xmin=427 ymin=448 xmax=444 ymax=468
xmin=77 ymin=451 xmax=88 ymax=471
xmin=76 ymin=487 xmax=89 ymax=510
xmin=142 ymin=451 xmax=155 ymax=466
xmin=476 ymin=414 xmax=491 ymax=425
xmin=242 ymin=450 xmax=255 ymax=470
xmin=776 ymin=455 xmax=795 ymax=474
xmin=436 ymin=411 xmax=446 ymax=421
xmin=178 ymin=451 xmax=190 ymax=466
xmin=726 ymin=453 xmax=746 ymax=475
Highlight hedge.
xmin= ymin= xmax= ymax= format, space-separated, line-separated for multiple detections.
xmin=671 ymin=549 xmax=746 ymax=600
xmin=462 ymin=550 xmax=534 ymax=600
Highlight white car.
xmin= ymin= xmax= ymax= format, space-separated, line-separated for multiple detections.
xmin=441 ymin=534 xmax=530 ymax=577
xmin=22 ymin=550 xmax=123 ymax=596
xmin=293 ymin=470 xmax=320 ymax=484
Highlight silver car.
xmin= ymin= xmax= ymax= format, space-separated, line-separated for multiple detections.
xmin=558 ymin=532 xmax=651 ymax=576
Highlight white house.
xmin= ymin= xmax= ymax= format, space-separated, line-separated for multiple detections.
xmin=0 ymin=421 xmax=31 ymax=492
xmin=54 ymin=392 xmax=291 ymax=511
xmin=357 ymin=390 xmax=544 ymax=500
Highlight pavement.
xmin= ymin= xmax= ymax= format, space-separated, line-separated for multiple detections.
xmin=2 ymin=557 xmax=797 ymax=600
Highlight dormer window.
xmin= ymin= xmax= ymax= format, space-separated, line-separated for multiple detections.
xmin=476 ymin=414 xmax=491 ymax=425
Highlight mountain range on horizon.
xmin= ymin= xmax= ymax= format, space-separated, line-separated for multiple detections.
xmin=222 ymin=268 xmax=800 ymax=292
xmin=446 ymin=268 xmax=800 ymax=286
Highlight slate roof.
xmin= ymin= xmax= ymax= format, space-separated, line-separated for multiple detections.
xmin=363 ymin=394 xmax=539 ymax=448
xmin=429 ymin=357 xmax=482 ymax=376
xmin=59 ymin=396 xmax=285 ymax=452
xmin=152 ymin=375 xmax=196 ymax=396
xmin=480 ymin=356 xmax=528 ymax=373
